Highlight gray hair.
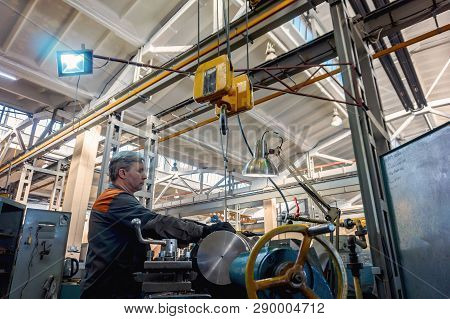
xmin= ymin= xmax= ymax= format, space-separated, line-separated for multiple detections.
xmin=109 ymin=151 xmax=145 ymax=181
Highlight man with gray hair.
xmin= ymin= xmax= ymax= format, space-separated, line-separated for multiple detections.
xmin=81 ymin=151 xmax=234 ymax=298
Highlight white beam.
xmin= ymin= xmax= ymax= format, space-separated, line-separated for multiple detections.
xmin=271 ymin=25 xmax=349 ymax=118
xmin=142 ymin=0 xmax=197 ymax=56
xmin=144 ymin=45 xmax=193 ymax=54
xmin=280 ymin=130 xmax=352 ymax=177
xmin=2 ymin=0 xmax=39 ymax=53
xmin=213 ymin=0 xmax=224 ymax=32
xmin=423 ymin=114 xmax=434 ymax=130
xmin=347 ymin=193 xmax=361 ymax=206
xmin=231 ymin=1 xmax=249 ymax=21
xmin=384 ymin=98 xmax=450 ymax=122
xmin=0 ymin=55 xmax=94 ymax=101
xmin=391 ymin=115 xmax=415 ymax=141
xmin=39 ymin=11 xmax=81 ymax=66
xmin=315 ymin=153 xmax=354 ymax=164
xmin=63 ymin=0 xmax=145 ymax=47
xmin=246 ymin=108 xmax=309 ymax=153
xmin=425 ymin=57 xmax=450 ymax=99
xmin=0 ymin=76 xmax=69 ymax=107
xmin=429 ymin=109 xmax=450 ymax=120
xmin=119 ymin=0 xmax=139 ymax=19
xmin=175 ymin=132 xmax=246 ymax=164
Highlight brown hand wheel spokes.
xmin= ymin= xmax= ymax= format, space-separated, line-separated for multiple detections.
xmin=245 ymin=224 xmax=347 ymax=299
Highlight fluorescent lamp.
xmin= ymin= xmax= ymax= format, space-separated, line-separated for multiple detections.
xmin=56 ymin=49 xmax=93 ymax=77
xmin=0 ymin=70 xmax=17 ymax=81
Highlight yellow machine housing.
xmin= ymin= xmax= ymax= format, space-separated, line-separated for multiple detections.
xmin=215 ymin=74 xmax=253 ymax=116
xmin=193 ymin=55 xmax=233 ymax=104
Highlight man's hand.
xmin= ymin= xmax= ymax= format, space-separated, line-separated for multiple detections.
xmin=202 ymin=222 xmax=236 ymax=238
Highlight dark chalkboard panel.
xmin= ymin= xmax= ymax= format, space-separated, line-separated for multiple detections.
xmin=381 ymin=123 xmax=449 ymax=298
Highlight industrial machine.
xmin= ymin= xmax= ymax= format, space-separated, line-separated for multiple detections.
xmin=132 ymin=219 xmax=208 ymax=298
xmin=133 ymin=218 xmax=347 ymax=299
xmin=0 ymin=198 xmax=26 ymax=298
xmin=8 ymin=209 xmax=71 ymax=299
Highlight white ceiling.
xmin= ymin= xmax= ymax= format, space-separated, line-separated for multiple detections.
xmin=0 ymin=0 xmax=448 ymax=198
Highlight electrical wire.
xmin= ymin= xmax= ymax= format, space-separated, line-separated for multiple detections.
xmin=197 ymin=0 xmax=200 ymax=67
xmin=219 ymin=105 xmax=229 ymax=222
xmin=19 ymin=226 xmax=39 ymax=299
xmin=96 ymin=55 xmax=133 ymax=99
xmin=216 ymin=0 xmax=220 ymax=57
xmin=245 ymin=0 xmax=250 ymax=75
xmin=93 ymin=60 xmax=109 ymax=69
xmin=222 ymin=0 xmax=231 ymax=61
xmin=236 ymin=115 xmax=290 ymax=225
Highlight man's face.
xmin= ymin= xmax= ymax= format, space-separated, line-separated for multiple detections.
xmin=119 ymin=161 xmax=147 ymax=193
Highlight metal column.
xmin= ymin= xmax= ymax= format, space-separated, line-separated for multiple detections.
xmin=49 ymin=161 xmax=66 ymax=211
xmin=15 ymin=164 xmax=34 ymax=204
xmin=329 ymin=0 xmax=403 ymax=298
xmin=97 ymin=113 xmax=122 ymax=196
xmin=137 ymin=115 xmax=159 ymax=208
xmin=15 ymin=161 xmax=66 ymax=209
xmin=98 ymin=115 xmax=159 ymax=209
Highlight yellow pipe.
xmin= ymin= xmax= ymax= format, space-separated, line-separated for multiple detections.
xmin=0 ymin=0 xmax=299 ymax=175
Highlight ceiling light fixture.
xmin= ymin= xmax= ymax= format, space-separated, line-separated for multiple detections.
xmin=331 ymin=107 xmax=343 ymax=127
xmin=57 ymin=49 xmax=93 ymax=77
xmin=0 ymin=70 xmax=17 ymax=81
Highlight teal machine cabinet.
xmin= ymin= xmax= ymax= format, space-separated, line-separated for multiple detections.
xmin=0 ymin=198 xmax=26 ymax=298
xmin=380 ymin=123 xmax=449 ymax=298
xmin=8 ymin=209 xmax=71 ymax=298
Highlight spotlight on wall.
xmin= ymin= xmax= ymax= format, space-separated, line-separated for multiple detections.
xmin=56 ymin=49 xmax=93 ymax=77
xmin=331 ymin=107 xmax=343 ymax=127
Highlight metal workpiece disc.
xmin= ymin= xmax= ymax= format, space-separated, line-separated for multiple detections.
xmin=196 ymin=231 xmax=250 ymax=285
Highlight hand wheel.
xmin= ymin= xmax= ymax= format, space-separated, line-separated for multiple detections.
xmin=245 ymin=223 xmax=347 ymax=299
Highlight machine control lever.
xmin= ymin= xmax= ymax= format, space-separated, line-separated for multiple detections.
xmin=307 ymin=223 xmax=335 ymax=236
xmin=131 ymin=218 xmax=167 ymax=246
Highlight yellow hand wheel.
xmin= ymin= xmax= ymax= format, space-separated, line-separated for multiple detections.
xmin=245 ymin=223 xmax=347 ymax=299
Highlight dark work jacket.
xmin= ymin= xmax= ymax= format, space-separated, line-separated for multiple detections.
xmin=80 ymin=184 xmax=204 ymax=299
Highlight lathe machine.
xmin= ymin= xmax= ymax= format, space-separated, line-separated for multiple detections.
xmin=132 ymin=219 xmax=347 ymax=299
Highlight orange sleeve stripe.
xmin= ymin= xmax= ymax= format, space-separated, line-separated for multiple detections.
xmin=92 ymin=188 xmax=125 ymax=213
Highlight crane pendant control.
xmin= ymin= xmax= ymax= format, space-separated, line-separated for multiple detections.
xmin=215 ymin=74 xmax=253 ymax=117
xmin=193 ymin=55 xmax=233 ymax=103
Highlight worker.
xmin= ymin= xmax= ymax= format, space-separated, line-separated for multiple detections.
xmin=80 ymin=151 xmax=234 ymax=298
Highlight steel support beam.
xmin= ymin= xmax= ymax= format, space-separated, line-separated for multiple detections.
xmin=330 ymin=0 xmax=402 ymax=298
xmin=0 ymin=0 xmax=442 ymax=178
xmin=154 ymin=175 xmax=359 ymax=217
xmin=349 ymin=0 xmax=413 ymax=111
xmin=372 ymin=0 xmax=428 ymax=110
xmin=363 ymin=0 xmax=449 ymax=39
